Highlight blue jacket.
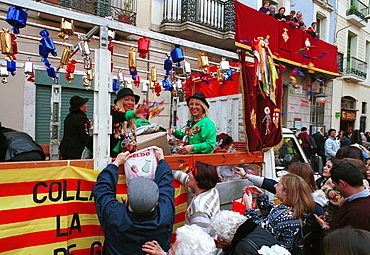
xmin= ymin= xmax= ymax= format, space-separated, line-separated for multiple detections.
xmin=93 ymin=159 xmax=175 ymax=255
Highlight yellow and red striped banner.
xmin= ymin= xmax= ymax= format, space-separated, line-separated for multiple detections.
xmin=0 ymin=166 xmax=187 ymax=254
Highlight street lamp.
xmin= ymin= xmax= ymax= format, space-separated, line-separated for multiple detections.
xmin=315 ymin=82 xmax=327 ymax=104
xmin=335 ymin=14 xmax=370 ymax=40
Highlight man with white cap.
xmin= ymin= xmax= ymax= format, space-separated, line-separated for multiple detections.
xmin=93 ymin=147 xmax=175 ymax=255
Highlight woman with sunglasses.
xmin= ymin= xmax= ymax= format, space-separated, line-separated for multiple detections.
xmin=172 ymin=161 xmax=220 ymax=235
xmin=243 ymin=174 xmax=315 ymax=251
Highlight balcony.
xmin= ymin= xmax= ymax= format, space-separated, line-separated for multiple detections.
xmin=43 ymin=0 xmax=137 ymax=26
xmin=343 ymin=56 xmax=367 ymax=82
xmin=346 ymin=0 xmax=369 ymax=27
xmin=160 ymin=0 xmax=235 ymax=50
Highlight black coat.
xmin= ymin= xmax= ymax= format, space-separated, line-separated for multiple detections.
xmin=60 ymin=109 xmax=91 ymax=159
xmin=226 ymin=219 xmax=281 ymax=255
xmin=1 ymin=129 xmax=45 ymax=161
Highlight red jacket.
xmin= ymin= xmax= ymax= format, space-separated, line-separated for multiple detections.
xmin=298 ymin=132 xmax=312 ymax=148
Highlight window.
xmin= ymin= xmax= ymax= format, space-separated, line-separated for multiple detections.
xmin=310 ymin=96 xmax=325 ymax=126
xmin=341 ymin=96 xmax=356 ymax=110
xmin=366 ymin=41 xmax=370 ymax=70
xmin=338 ymin=52 xmax=344 ymax=73
xmin=360 ymin=116 xmax=366 ymax=132
xmin=362 ymin=102 xmax=367 ymax=114
xmin=316 ymin=11 xmax=327 ymax=41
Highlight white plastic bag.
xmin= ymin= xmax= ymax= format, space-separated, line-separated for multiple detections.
xmin=124 ymin=146 xmax=157 ymax=183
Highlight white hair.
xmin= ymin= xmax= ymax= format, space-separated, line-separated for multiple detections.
xmin=174 ymin=224 xmax=216 ymax=255
xmin=211 ymin=210 xmax=247 ymax=243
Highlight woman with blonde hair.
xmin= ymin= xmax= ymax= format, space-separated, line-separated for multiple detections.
xmin=168 ymin=93 xmax=216 ymax=154
xmin=243 ymin=174 xmax=315 ymax=250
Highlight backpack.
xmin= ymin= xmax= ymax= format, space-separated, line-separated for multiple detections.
xmin=291 ymin=216 xmax=313 ymax=255
xmin=309 ymin=135 xmax=317 ymax=149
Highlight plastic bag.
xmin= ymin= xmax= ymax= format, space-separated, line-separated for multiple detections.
xmin=124 ymin=146 xmax=157 ymax=183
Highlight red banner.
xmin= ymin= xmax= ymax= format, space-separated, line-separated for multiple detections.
xmin=234 ymin=0 xmax=338 ymax=75
xmin=240 ymin=51 xmax=283 ymax=151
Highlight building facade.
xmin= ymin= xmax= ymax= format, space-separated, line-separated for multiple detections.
xmin=332 ymin=0 xmax=370 ymax=133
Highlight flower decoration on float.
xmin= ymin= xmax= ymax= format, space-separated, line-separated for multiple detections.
xmin=138 ymin=37 xmax=150 ymax=58
xmin=39 ymin=29 xmax=57 ymax=78
xmin=198 ymin=51 xmax=210 ymax=84
xmin=171 ymin=44 xmax=184 ymax=67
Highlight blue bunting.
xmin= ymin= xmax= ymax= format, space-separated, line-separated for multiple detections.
xmin=225 ymin=69 xmax=233 ymax=81
xmin=6 ymin=60 xmax=16 ymax=75
xmin=302 ymin=52 xmax=311 ymax=59
xmin=164 ymin=55 xmax=173 ymax=75
xmin=39 ymin=30 xmax=57 ymax=56
xmin=171 ymin=44 xmax=184 ymax=67
xmin=112 ymin=79 xmax=119 ymax=93
xmin=46 ymin=67 xmax=56 ymax=78
xmin=6 ymin=6 xmax=27 ymax=34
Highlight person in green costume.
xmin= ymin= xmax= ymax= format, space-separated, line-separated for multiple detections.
xmin=169 ymin=93 xmax=216 ymax=154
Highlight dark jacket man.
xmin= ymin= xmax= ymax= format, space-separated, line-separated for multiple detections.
xmin=60 ymin=96 xmax=91 ymax=159
xmin=93 ymin=148 xmax=175 ymax=255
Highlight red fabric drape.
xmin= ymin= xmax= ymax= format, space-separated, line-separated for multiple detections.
xmin=240 ymin=51 xmax=283 ymax=151
xmin=234 ymin=0 xmax=338 ymax=74
xmin=189 ymin=63 xmax=240 ymax=98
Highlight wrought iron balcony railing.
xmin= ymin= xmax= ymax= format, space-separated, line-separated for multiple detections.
xmin=345 ymin=56 xmax=367 ymax=79
xmin=162 ymin=0 xmax=234 ymax=32
xmin=346 ymin=0 xmax=369 ymax=21
xmin=44 ymin=0 xmax=137 ymax=26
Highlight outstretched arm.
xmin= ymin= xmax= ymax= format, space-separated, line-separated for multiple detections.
xmin=92 ymin=152 xmax=130 ymax=230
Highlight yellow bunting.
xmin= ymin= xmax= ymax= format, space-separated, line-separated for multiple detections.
xmin=58 ymin=18 xmax=74 ymax=40
xmin=59 ymin=46 xmax=72 ymax=68
xmin=1 ymin=28 xmax=12 ymax=55
xmin=128 ymin=47 xmax=136 ymax=68
xmin=197 ymin=51 xmax=209 ymax=73
xmin=217 ymin=68 xmax=224 ymax=84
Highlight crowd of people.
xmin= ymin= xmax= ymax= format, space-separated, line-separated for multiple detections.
xmin=259 ymin=1 xmax=319 ymax=37
xmin=295 ymin=127 xmax=370 ymax=162
xmin=2 ymin=86 xmax=370 ymax=254
xmin=92 ymin=145 xmax=370 ymax=254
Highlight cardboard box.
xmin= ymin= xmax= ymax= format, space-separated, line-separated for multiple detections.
xmin=136 ymin=132 xmax=171 ymax=155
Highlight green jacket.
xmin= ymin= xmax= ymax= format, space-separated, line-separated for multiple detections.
xmin=174 ymin=117 xmax=216 ymax=154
